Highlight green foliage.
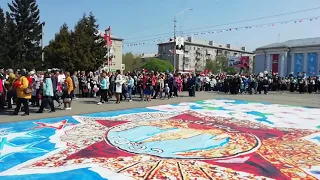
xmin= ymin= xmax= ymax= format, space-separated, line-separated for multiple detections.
xmin=122 ymin=52 xmax=143 ymax=71
xmin=204 ymin=60 xmax=220 ymax=74
xmin=0 ymin=7 xmax=5 ymax=67
xmin=7 ymin=0 xmax=43 ymax=69
xmin=44 ymin=24 xmax=73 ymax=70
xmin=142 ymin=58 xmax=174 ymax=72
xmin=205 ymin=55 xmax=237 ymax=74
xmin=2 ymin=11 xmax=19 ymax=68
xmin=44 ymin=13 xmax=105 ymax=72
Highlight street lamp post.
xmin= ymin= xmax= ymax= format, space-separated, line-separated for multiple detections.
xmin=41 ymin=22 xmax=45 ymax=67
xmin=173 ymin=8 xmax=192 ymax=72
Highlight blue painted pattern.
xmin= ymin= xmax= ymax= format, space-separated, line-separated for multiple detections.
xmin=307 ymin=53 xmax=318 ymax=76
xmin=0 ymin=99 xmax=319 ymax=180
xmin=294 ymin=53 xmax=304 ymax=75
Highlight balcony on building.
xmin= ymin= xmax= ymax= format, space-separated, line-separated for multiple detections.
xmin=216 ymin=49 xmax=223 ymax=55
xmin=184 ymin=45 xmax=191 ymax=52
xmin=206 ymin=55 xmax=212 ymax=60
xmin=206 ymin=49 xmax=213 ymax=55
xmin=183 ymin=60 xmax=190 ymax=65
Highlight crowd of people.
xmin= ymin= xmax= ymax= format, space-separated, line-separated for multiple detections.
xmin=0 ymin=68 xmax=319 ymax=115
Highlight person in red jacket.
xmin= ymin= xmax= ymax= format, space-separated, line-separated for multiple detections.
xmin=0 ymin=78 xmax=4 ymax=111
xmin=27 ymin=76 xmax=33 ymax=85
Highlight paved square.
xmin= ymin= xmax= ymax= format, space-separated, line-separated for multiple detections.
xmin=0 ymin=99 xmax=319 ymax=179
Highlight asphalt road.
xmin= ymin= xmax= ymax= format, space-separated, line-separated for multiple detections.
xmin=0 ymin=91 xmax=319 ymax=124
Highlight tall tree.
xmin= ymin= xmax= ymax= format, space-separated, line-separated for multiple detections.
xmin=8 ymin=0 xmax=43 ymax=69
xmin=3 ymin=12 xmax=19 ymax=68
xmin=205 ymin=56 xmax=237 ymax=74
xmin=0 ymin=7 xmax=6 ymax=67
xmin=122 ymin=52 xmax=144 ymax=71
xmin=44 ymin=24 xmax=73 ymax=70
xmin=70 ymin=13 xmax=105 ymax=71
xmin=142 ymin=58 xmax=174 ymax=72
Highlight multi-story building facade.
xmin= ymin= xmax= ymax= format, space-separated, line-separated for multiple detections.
xmin=108 ymin=36 xmax=123 ymax=72
xmin=254 ymin=37 xmax=320 ymax=77
xmin=95 ymin=30 xmax=123 ymax=72
xmin=158 ymin=37 xmax=253 ymax=72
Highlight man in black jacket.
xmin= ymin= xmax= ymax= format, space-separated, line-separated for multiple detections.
xmin=51 ymin=71 xmax=61 ymax=105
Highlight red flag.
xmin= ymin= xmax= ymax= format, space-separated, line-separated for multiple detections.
xmin=105 ymin=26 xmax=112 ymax=46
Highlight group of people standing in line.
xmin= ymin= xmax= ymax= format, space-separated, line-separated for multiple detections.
xmin=0 ymin=69 xmax=74 ymax=115
xmin=1 ymin=68 xmax=319 ymax=115
xmin=75 ymin=70 xmax=197 ymax=104
xmin=205 ymin=71 xmax=320 ymax=95
xmin=0 ymin=69 xmax=198 ymax=115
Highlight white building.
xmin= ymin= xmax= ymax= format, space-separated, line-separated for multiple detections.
xmin=254 ymin=37 xmax=320 ymax=76
xmin=95 ymin=30 xmax=123 ymax=72
xmin=158 ymin=37 xmax=253 ymax=72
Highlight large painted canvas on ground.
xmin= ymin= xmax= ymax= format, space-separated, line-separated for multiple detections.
xmin=0 ymin=99 xmax=319 ymax=180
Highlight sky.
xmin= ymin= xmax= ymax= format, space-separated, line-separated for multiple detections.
xmin=1 ymin=0 xmax=320 ymax=54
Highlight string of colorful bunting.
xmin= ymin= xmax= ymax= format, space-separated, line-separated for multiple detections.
xmin=124 ymin=16 xmax=319 ymax=47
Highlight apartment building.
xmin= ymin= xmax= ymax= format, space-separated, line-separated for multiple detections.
xmin=158 ymin=37 xmax=254 ymax=72
xmin=95 ymin=30 xmax=123 ymax=72
xmin=107 ymin=35 xmax=123 ymax=72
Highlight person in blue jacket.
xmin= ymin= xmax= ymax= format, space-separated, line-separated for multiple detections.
xmin=97 ymin=73 xmax=109 ymax=105
xmin=36 ymin=72 xmax=55 ymax=113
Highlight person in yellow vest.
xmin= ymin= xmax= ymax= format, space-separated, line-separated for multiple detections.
xmin=13 ymin=71 xmax=31 ymax=116
xmin=62 ymin=72 xmax=74 ymax=110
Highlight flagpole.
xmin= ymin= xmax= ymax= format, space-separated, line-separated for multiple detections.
xmin=107 ymin=26 xmax=111 ymax=72
xmin=107 ymin=44 xmax=110 ymax=72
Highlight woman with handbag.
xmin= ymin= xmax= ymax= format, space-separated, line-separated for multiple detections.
xmin=13 ymin=71 xmax=31 ymax=116
xmin=62 ymin=72 xmax=74 ymax=110
xmin=114 ymin=70 xmax=123 ymax=104
xmin=79 ymin=71 xmax=88 ymax=97
xmin=36 ymin=72 xmax=55 ymax=113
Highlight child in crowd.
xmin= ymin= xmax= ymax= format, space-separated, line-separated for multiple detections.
xmin=163 ymin=83 xmax=170 ymax=99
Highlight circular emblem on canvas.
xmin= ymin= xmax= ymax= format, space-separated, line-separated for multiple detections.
xmin=105 ymin=119 xmax=261 ymax=160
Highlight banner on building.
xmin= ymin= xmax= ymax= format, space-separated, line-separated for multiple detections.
xmin=228 ymin=56 xmax=240 ymax=67
xmin=272 ymin=54 xmax=279 ymax=74
xmin=175 ymin=37 xmax=184 ymax=55
xmin=294 ymin=53 xmax=304 ymax=75
xmin=228 ymin=56 xmax=250 ymax=68
xmin=307 ymin=53 xmax=318 ymax=76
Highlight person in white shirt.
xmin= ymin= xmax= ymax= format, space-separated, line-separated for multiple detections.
xmin=57 ymin=71 xmax=66 ymax=84
xmin=115 ymin=70 xmax=124 ymax=104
